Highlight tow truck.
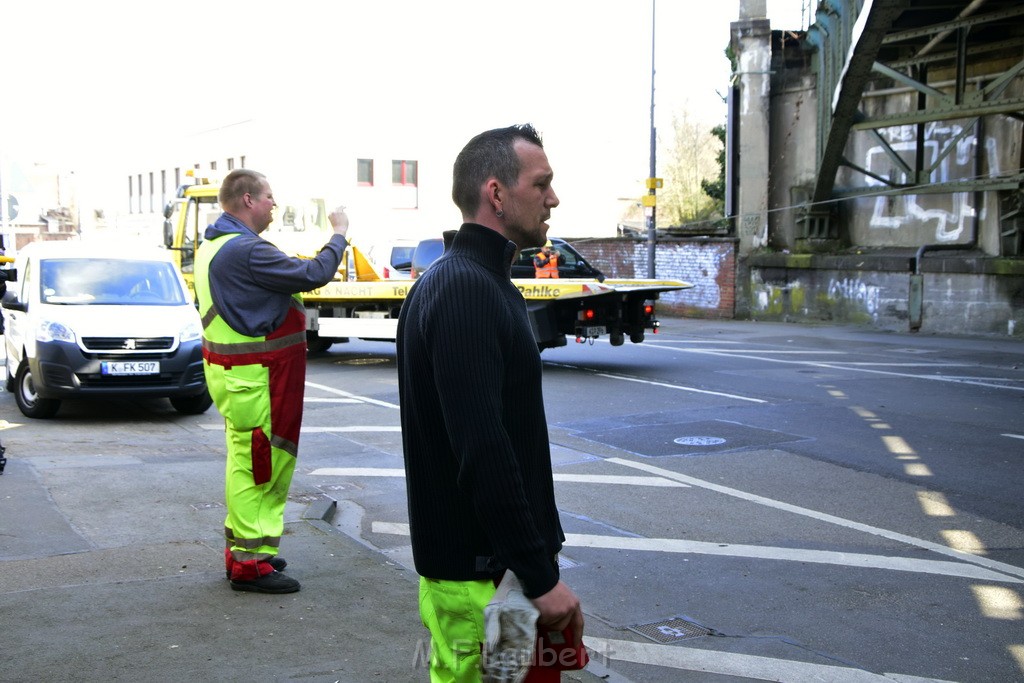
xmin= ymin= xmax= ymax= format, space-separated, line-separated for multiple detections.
xmin=163 ymin=179 xmax=692 ymax=351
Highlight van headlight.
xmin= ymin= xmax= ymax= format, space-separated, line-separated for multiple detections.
xmin=180 ymin=320 xmax=202 ymax=343
xmin=37 ymin=319 xmax=76 ymax=343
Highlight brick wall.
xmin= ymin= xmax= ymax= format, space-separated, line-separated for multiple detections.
xmin=570 ymin=237 xmax=737 ymax=319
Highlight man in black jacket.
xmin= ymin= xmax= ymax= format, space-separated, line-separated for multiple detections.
xmin=397 ymin=124 xmax=583 ymax=680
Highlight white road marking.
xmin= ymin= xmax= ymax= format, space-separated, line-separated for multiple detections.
xmin=642 ymin=344 xmax=1024 ymax=392
xmin=305 ymin=397 xmax=362 ymax=403
xmin=1003 ymin=433 xmax=1024 ymax=441
xmin=608 ymin=457 xmax=1024 ymax=582
xmin=304 ymin=380 xmax=400 ymax=408
xmin=583 ymin=637 xmax=959 ymax=683
xmin=316 ymin=467 xmax=405 ymax=477
xmin=367 ymin=522 xmax=1017 ymax=583
xmin=310 ymin=467 xmax=688 ymax=487
xmin=563 ymin=534 xmax=1019 ymax=583
xmin=372 ymin=521 xmax=411 ymax=536
xmin=556 ymin=473 xmax=688 ymax=487
xmin=681 ymin=349 xmax=847 ymax=354
xmin=199 ymin=424 xmax=400 ymax=433
xmin=303 ymin=426 xmax=402 ymax=433
xmin=595 ymin=373 xmax=767 ymax=404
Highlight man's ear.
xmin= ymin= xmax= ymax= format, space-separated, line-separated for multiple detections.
xmin=485 ymin=179 xmax=503 ymax=214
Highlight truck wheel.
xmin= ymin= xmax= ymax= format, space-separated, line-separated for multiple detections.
xmin=306 ymin=332 xmax=334 ymax=354
xmin=630 ymin=331 xmax=645 ymax=344
xmin=14 ymin=362 xmax=60 ymax=419
xmin=170 ymin=390 xmax=213 ymax=415
xmin=609 ymin=330 xmax=625 ymax=347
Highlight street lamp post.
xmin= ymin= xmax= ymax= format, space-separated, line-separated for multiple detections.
xmin=645 ymin=0 xmax=659 ymax=279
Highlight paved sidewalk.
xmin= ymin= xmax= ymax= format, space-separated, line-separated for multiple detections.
xmin=0 ymin=458 xmax=613 ymax=683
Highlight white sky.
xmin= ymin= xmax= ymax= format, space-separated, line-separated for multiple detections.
xmin=0 ymin=0 xmax=809 ymax=234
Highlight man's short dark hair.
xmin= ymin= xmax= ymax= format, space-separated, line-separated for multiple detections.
xmin=219 ymin=169 xmax=267 ymax=210
xmin=452 ymin=123 xmax=544 ymax=216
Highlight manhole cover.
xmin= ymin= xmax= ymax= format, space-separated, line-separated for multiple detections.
xmin=673 ymin=436 xmax=726 ymax=446
xmin=628 ymin=616 xmax=711 ymax=644
xmin=577 ymin=419 xmax=807 ymax=457
xmin=336 ymin=357 xmax=390 ymax=366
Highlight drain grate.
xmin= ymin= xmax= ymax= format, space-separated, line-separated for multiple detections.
xmin=557 ymin=554 xmax=579 ymax=570
xmin=628 ymin=616 xmax=712 ymax=644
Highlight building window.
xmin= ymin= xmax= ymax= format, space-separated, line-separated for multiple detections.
xmin=128 ymin=176 xmax=134 ymax=213
xmin=137 ymin=174 xmax=143 ymax=213
xmin=392 ymin=160 xmax=417 ymax=186
xmin=227 ymin=158 xmax=235 ymax=171
xmin=357 ymin=158 xmax=374 ymax=185
xmin=161 ymin=170 xmax=167 ymax=208
xmin=175 ymin=167 xmax=181 ymax=188
xmin=149 ymin=172 xmax=155 ymax=213
xmin=240 ymin=155 xmax=246 ymax=168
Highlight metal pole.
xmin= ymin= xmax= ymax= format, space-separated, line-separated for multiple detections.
xmin=646 ymin=0 xmax=657 ymax=279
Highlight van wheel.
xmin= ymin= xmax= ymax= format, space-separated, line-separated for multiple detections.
xmin=170 ymin=390 xmax=213 ymax=415
xmin=14 ymin=362 xmax=60 ymax=419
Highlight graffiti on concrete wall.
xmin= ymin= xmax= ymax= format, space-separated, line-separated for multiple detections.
xmin=861 ymin=122 xmax=984 ymax=242
xmin=828 ymin=277 xmax=881 ymax=318
xmin=751 ymin=275 xmax=880 ymax=322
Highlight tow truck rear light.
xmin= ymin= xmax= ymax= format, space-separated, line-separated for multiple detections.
xmin=643 ymin=304 xmax=654 ymax=315
xmin=580 ymin=308 xmax=597 ymax=321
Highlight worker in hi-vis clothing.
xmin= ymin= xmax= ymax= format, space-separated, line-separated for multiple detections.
xmin=532 ymin=241 xmax=560 ymax=278
xmin=194 ymin=168 xmax=348 ymax=594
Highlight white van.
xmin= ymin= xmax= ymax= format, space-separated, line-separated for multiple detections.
xmin=1 ymin=241 xmax=211 ymax=418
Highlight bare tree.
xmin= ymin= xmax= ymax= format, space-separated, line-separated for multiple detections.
xmin=658 ymin=111 xmax=723 ymax=227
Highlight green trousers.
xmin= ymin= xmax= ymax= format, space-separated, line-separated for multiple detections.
xmin=419 ymin=577 xmax=498 ymax=683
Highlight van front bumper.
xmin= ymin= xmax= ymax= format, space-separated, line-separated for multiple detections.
xmin=29 ymin=339 xmax=207 ymax=400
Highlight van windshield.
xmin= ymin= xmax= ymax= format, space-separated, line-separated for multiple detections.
xmin=40 ymin=259 xmax=187 ymax=305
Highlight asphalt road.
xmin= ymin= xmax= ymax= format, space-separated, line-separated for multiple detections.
xmin=2 ymin=318 xmax=1022 ymax=682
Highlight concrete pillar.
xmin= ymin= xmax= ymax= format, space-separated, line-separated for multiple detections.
xmin=731 ymin=0 xmax=772 ymax=254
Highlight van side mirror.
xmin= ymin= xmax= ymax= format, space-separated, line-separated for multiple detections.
xmin=1 ymin=289 xmax=26 ymax=312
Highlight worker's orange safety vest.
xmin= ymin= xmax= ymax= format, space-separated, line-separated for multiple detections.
xmin=535 ymin=251 xmax=559 ymax=278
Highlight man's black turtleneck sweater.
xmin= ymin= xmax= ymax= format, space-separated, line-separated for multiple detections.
xmin=397 ymin=223 xmax=563 ymax=598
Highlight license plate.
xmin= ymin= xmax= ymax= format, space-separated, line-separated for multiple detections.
xmin=580 ymin=326 xmax=607 ymax=337
xmin=101 ymin=361 xmax=160 ymax=376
